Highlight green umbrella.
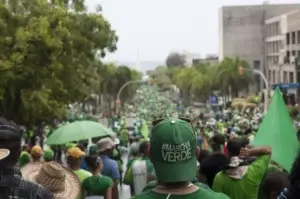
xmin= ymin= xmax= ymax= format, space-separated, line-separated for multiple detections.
xmin=47 ymin=120 xmax=115 ymax=145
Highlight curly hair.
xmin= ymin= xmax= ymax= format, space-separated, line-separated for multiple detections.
xmin=288 ymin=149 xmax=300 ymax=198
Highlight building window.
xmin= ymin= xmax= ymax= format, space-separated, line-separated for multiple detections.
xmin=290 ymin=72 xmax=294 ymax=83
xmin=267 ymin=70 xmax=272 ymax=84
xmin=292 ymin=32 xmax=296 ymax=44
xmin=283 ymin=71 xmax=288 ymax=83
xmin=292 ymin=51 xmax=296 ymax=56
xmin=273 ymin=70 xmax=276 ymax=83
xmin=253 ymin=60 xmax=260 ymax=69
xmin=298 ymin=31 xmax=300 ymax=43
xmin=287 ymin=33 xmax=290 ymax=45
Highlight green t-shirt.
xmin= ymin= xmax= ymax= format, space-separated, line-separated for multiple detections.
xmin=143 ymin=181 xmax=209 ymax=192
xmin=131 ymin=187 xmax=230 ymax=199
xmin=73 ymin=169 xmax=92 ymax=199
xmin=212 ymin=155 xmax=271 ymax=199
xmin=82 ymin=175 xmax=113 ymax=196
xmin=73 ymin=169 xmax=93 ymax=184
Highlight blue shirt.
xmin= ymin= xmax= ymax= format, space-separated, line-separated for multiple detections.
xmin=80 ymin=159 xmax=88 ymax=170
xmin=100 ymin=155 xmax=120 ymax=180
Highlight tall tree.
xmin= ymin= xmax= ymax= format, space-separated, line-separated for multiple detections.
xmin=0 ymin=0 xmax=117 ymax=124
xmin=165 ymin=52 xmax=186 ymax=68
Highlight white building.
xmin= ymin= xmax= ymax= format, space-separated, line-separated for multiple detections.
xmin=219 ymin=3 xmax=300 ymax=93
xmin=265 ymin=10 xmax=300 ymax=96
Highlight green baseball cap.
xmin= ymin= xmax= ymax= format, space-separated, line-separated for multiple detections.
xmin=150 ymin=118 xmax=197 ymax=183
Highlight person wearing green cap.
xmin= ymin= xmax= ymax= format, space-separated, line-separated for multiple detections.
xmin=44 ymin=149 xmax=54 ymax=162
xmin=131 ymin=118 xmax=230 ymax=199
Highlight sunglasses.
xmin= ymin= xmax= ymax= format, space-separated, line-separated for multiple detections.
xmin=152 ymin=117 xmax=195 ymax=133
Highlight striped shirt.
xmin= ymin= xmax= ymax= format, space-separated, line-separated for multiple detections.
xmin=0 ymin=167 xmax=53 ymax=199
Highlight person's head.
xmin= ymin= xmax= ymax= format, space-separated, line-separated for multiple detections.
xmin=22 ymin=144 xmax=29 ymax=152
xmin=200 ymin=152 xmax=229 ymax=188
xmin=44 ymin=149 xmax=54 ymax=162
xmin=97 ymin=137 xmax=115 ymax=156
xmin=139 ymin=141 xmax=150 ymax=157
xmin=134 ymin=137 xmax=140 ymax=142
xmin=226 ymin=137 xmax=248 ymax=157
xmin=210 ymin=133 xmax=225 ymax=152
xmin=85 ymin=155 xmax=103 ymax=173
xmin=77 ymin=144 xmax=87 ymax=153
xmin=197 ymin=150 xmax=210 ymax=165
xmin=150 ymin=118 xmax=197 ymax=185
xmin=19 ymin=151 xmax=31 ymax=168
xmin=297 ymin=129 xmax=300 ymax=142
xmin=21 ymin=161 xmax=81 ymax=198
xmin=0 ymin=117 xmax=22 ymax=168
xmin=66 ymin=147 xmax=85 ymax=169
xmin=289 ymin=150 xmax=300 ymax=199
xmin=88 ymin=145 xmax=99 ymax=155
xmin=262 ymin=171 xmax=289 ymax=199
xmin=31 ymin=145 xmax=44 ymax=161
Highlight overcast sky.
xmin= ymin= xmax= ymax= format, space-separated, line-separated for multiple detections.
xmin=86 ymin=0 xmax=299 ymax=63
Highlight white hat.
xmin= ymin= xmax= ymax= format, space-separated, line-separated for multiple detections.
xmin=97 ymin=137 xmax=116 ymax=152
xmin=0 ymin=149 xmax=10 ymax=160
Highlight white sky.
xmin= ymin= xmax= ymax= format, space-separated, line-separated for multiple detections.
xmin=86 ymin=0 xmax=299 ymax=63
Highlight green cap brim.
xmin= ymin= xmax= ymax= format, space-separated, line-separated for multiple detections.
xmin=152 ymin=156 xmax=197 ymax=183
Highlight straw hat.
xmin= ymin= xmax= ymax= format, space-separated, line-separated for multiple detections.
xmin=21 ymin=161 xmax=80 ymax=199
xmin=0 ymin=149 xmax=10 ymax=160
xmin=31 ymin=145 xmax=43 ymax=157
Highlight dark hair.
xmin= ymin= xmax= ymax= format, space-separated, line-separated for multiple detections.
xmin=77 ymin=144 xmax=86 ymax=152
xmin=0 ymin=117 xmax=22 ymax=167
xmin=210 ymin=133 xmax=225 ymax=152
xmin=139 ymin=141 xmax=149 ymax=155
xmin=211 ymin=133 xmax=225 ymax=145
xmin=67 ymin=156 xmax=81 ymax=168
xmin=262 ymin=171 xmax=289 ymax=198
xmin=197 ymin=150 xmax=210 ymax=164
xmin=227 ymin=137 xmax=248 ymax=157
xmin=288 ymin=150 xmax=300 ymax=198
xmin=85 ymin=155 xmax=102 ymax=171
xmin=200 ymin=152 xmax=229 ymax=188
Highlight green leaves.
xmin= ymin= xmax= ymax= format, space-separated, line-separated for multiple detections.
xmin=0 ymin=0 xmax=117 ymax=125
xmin=171 ymin=57 xmax=253 ymax=101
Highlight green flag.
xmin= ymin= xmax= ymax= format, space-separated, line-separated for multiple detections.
xmin=252 ymin=87 xmax=299 ymax=172
xmin=140 ymin=119 xmax=149 ymax=140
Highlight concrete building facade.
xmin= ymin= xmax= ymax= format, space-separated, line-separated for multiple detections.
xmin=219 ymin=3 xmax=300 ymax=93
xmin=265 ymin=10 xmax=300 ymax=95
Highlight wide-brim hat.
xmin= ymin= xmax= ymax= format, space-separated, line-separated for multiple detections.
xmin=0 ymin=149 xmax=10 ymax=160
xmin=97 ymin=137 xmax=116 ymax=152
xmin=21 ymin=162 xmax=80 ymax=199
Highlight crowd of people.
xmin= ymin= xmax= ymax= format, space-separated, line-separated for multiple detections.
xmin=0 ymin=103 xmax=299 ymax=199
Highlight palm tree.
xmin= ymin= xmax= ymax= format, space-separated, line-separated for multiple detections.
xmin=216 ymin=57 xmax=252 ymax=97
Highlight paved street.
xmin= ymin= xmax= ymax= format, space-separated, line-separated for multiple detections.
xmin=120 ymin=154 xmax=131 ymax=199
xmin=119 ymin=185 xmax=131 ymax=199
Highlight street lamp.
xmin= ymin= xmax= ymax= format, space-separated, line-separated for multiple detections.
xmin=116 ymin=75 xmax=150 ymax=107
xmin=239 ymin=67 xmax=269 ymax=113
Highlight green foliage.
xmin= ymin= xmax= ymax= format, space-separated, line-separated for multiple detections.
xmin=152 ymin=57 xmax=253 ymax=102
xmin=165 ymin=52 xmax=186 ymax=68
xmin=0 ymin=0 xmax=118 ymax=125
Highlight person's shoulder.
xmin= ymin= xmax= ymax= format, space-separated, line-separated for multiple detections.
xmin=102 ymin=175 xmax=113 ymax=184
xmin=196 ymin=187 xmax=230 ymax=199
xmin=20 ymin=178 xmax=53 ymax=198
xmin=214 ymin=170 xmax=226 ymax=179
xmin=130 ymin=190 xmax=154 ymax=199
xmin=81 ymin=169 xmax=92 ymax=175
